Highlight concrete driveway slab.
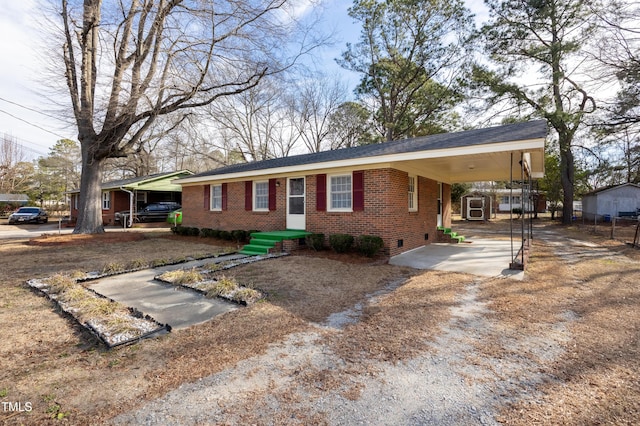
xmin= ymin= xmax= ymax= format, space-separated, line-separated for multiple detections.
xmin=389 ymin=238 xmax=524 ymax=279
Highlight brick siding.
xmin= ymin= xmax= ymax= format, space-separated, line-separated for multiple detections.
xmin=182 ymin=168 xmax=452 ymax=257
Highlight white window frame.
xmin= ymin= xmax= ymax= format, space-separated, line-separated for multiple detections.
xmin=328 ymin=174 xmax=352 ymax=212
xmin=136 ymin=191 xmax=148 ymax=205
xmin=408 ymin=175 xmax=418 ymax=212
xmin=73 ymin=194 xmax=78 ymax=209
xmin=102 ymin=191 xmax=111 ymax=210
xmin=253 ymin=181 xmax=269 ymax=211
xmin=210 ymin=184 xmax=223 ymax=211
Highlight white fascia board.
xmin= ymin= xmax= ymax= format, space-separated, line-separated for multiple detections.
xmin=175 ymin=138 xmax=546 ymax=186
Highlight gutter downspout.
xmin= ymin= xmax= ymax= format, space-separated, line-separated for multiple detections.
xmin=120 ymin=187 xmax=135 ymax=228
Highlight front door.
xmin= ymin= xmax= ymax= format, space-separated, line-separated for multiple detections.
xmin=286 ymin=177 xmax=305 ymax=230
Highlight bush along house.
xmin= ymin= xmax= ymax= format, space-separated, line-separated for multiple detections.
xmin=173 ymin=121 xmax=548 ymax=257
xmin=69 ymin=170 xmax=192 ymax=226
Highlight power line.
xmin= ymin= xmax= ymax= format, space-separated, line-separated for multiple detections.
xmin=0 ymin=108 xmax=67 ymax=140
xmin=0 ymin=96 xmax=63 ymax=122
xmin=1 ymin=132 xmax=50 ymax=157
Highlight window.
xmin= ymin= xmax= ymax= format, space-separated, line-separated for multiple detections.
xmin=512 ymin=196 xmax=521 ymax=205
xmin=501 ymin=196 xmax=510 ymax=204
xmin=329 ymin=174 xmax=352 ymax=211
xmin=254 ymin=181 xmax=269 ymax=211
xmin=211 ymin=184 xmax=222 ymax=211
xmin=102 ymin=191 xmax=111 ymax=210
xmin=408 ymin=175 xmax=418 ymax=211
xmin=136 ymin=191 xmax=148 ymax=210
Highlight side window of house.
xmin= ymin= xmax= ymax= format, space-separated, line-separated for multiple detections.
xmin=329 ymin=174 xmax=352 ymax=211
xmin=102 ymin=191 xmax=111 ymax=210
xmin=408 ymin=175 xmax=418 ymax=212
xmin=254 ymin=181 xmax=269 ymax=211
xmin=211 ymin=184 xmax=222 ymax=211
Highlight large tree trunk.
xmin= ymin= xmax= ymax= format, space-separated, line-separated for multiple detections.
xmin=73 ymin=142 xmax=105 ymax=234
xmin=560 ymin=143 xmax=575 ymax=225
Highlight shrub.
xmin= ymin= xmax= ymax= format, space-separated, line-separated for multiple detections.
xmin=210 ymin=229 xmax=221 ymax=238
xmin=329 ymin=234 xmax=354 ymax=253
xmin=219 ymin=230 xmax=232 ymax=241
xmin=305 ymin=233 xmax=325 ymax=251
xmin=187 ymin=226 xmax=200 ymax=236
xmin=172 ymin=225 xmax=191 ymax=236
xmin=231 ymin=230 xmax=248 ymax=243
xmin=200 ymin=228 xmax=215 ymax=238
xmin=357 ymin=235 xmax=384 ymax=258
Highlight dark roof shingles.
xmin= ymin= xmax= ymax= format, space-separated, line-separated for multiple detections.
xmin=192 ymin=120 xmax=548 ymax=178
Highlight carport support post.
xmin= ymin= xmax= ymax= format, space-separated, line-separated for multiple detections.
xmin=120 ymin=187 xmax=135 ymax=228
xmin=520 ymin=152 xmax=525 ymax=266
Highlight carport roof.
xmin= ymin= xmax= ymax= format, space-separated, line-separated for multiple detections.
xmin=68 ymin=170 xmax=193 ymax=193
xmin=175 ymin=120 xmax=548 ymax=185
xmin=0 ymin=194 xmax=29 ymax=203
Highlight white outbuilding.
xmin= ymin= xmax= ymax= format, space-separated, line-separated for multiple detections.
xmin=581 ymin=183 xmax=640 ymax=221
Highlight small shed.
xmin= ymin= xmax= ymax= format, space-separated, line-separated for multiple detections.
xmin=461 ymin=193 xmax=493 ymax=221
xmin=582 ymin=183 xmax=640 ymax=221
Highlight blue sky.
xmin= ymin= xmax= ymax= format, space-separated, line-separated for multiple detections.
xmin=0 ymin=0 xmax=489 ymax=159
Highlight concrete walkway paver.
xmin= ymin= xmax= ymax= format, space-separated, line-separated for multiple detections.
xmin=89 ymin=254 xmax=248 ymax=329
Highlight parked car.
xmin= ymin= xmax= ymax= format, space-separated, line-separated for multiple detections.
xmin=8 ymin=207 xmax=49 ymax=224
xmin=115 ymin=202 xmax=181 ymax=225
xmin=166 ymin=208 xmax=182 ymax=225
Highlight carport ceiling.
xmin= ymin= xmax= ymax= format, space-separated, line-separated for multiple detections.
xmin=392 ymin=148 xmax=544 ymax=183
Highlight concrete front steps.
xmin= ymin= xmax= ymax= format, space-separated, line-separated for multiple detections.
xmin=437 ymin=226 xmax=466 ymax=244
xmin=239 ymin=230 xmax=312 ymax=255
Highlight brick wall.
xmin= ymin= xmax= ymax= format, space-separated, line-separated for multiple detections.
xmin=182 ymin=168 xmax=451 ymax=257
xmin=182 ymin=179 xmax=287 ymax=231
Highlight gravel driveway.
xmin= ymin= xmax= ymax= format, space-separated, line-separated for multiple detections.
xmin=112 ymin=227 xmax=633 ymax=425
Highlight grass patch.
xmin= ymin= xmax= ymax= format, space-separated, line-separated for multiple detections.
xmin=157 ymin=268 xmax=203 ymax=285
xmin=206 ymin=276 xmax=239 ymax=298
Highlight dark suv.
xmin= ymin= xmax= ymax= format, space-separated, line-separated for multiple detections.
xmin=115 ymin=202 xmax=181 ymax=225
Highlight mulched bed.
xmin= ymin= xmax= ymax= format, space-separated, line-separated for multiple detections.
xmin=26 ymin=276 xmax=168 ymax=349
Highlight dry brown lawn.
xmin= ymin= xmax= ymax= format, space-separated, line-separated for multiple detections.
xmin=1 ymin=219 xmax=639 ymax=425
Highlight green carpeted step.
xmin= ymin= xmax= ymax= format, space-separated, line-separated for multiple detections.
xmin=248 ymin=238 xmax=277 ymax=248
xmin=239 ymin=245 xmax=270 ymax=255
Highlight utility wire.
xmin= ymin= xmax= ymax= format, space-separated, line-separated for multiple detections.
xmin=0 ymin=96 xmax=63 ymax=122
xmin=0 ymin=132 xmax=48 ymax=157
xmin=0 ymin=108 xmax=67 ymax=140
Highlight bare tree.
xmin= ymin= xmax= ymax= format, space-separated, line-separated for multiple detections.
xmin=49 ymin=0 xmax=324 ymax=233
xmin=0 ymin=134 xmax=33 ymax=194
xmin=290 ymin=75 xmax=347 ymax=153
xmin=208 ymin=78 xmax=300 ymax=161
